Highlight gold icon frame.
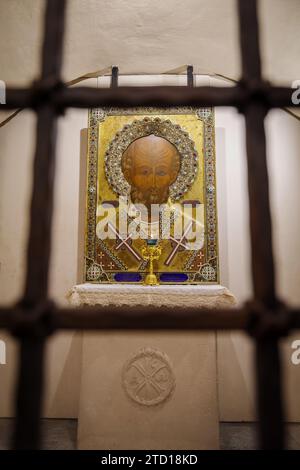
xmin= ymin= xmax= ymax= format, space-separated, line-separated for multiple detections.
xmin=84 ymin=107 xmax=219 ymax=284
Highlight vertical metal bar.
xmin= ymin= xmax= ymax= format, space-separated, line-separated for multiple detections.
xmin=23 ymin=106 xmax=58 ymax=304
xmin=237 ymin=1 xmax=262 ymax=81
xmin=111 ymin=66 xmax=119 ymax=88
xmin=187 ymin=65 xmax=194 ymax=88
xmin=14 ymin=0 xmax=66 ymax=449
xmin=238 ymin=0 xmax=284 ymax=449
xmin=256 ymin=337 xmax=284 ymax=449
xmin=14 ymin=338 xmax=45 ymax=449
xmin=244 ymin=104 xmax=275 ymax=303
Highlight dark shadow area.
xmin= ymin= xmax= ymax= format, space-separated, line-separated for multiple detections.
xmin=0 ymin=419 xmax=299 ymax=449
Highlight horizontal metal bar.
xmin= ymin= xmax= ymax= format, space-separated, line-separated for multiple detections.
xmin=12 ymin=0 xmax=67 ymax=450
xmin=3 ymin=85 xmax=298 ymax=110
xmin=52 ymin=306 xmax=247 ymax=330
xmin=4 ymin=88 xmax=33 ymax=108
xmin=0 ymin=305 xmax=300 ymax=332
xmin=0 ymin=306 xmax=245 ymax=330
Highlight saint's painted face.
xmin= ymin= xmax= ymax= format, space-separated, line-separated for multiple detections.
xmin=121 ymin=134 xmax=180 ymax=211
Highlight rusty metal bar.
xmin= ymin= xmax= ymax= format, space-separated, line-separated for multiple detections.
xmin=13 ymin=338 xmax=45 ymax=449
xmin=244 ymin=104 xmax=276 ymax=304
xmin=4 ymin=84 xmax=298 ymax=110
xmin=187 ymin=65 xmax=194 ymax=87
xmin=12 ymin=306 xmax=300 ymax=332
xmin=13 ymin=0 xmax=66 ymax=450
xmin=111 ymin=66 xmax=119 ymax=88
xmin=1 ymin=305 xmax=300 ymax=332
xmin=0 ymin=306 xmax=245 ymax=331
xmin=22 ymin=107 xmax=58 ymax=304
xmin=238 ymin=0 xmax=284 ymax=450
xmin=26 ymin=308 xmax=300 ymax=332
xmin=238 ymin=1 xmax=262 ymax=80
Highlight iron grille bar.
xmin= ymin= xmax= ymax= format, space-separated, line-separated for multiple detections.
xmin=187 ymin=65 xmax=194 ymax=88
xmin=1 ymin=306 xmax=300 ymax=332
xmin=13 ymin=0 xmax=67 ymax=450
xmin=244 ymin=104 xmax=276 ymax=304
xmin=238 ymin=0 xmax=284 ymax=449
xmin=110 ymin=66 xmax=119 ymax=88
xmin=4 ymin=85 xmax=298 ymax=110
xmin=1 ymin=307 xmax=246 ymax=331
xmin=238 ymin=0 xmax=262 ymax=81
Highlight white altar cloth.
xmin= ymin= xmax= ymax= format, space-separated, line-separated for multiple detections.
xmin=67 ymin=283 xmax=236 ymax=309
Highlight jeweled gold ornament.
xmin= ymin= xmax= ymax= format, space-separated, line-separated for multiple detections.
xmin=142 ymin=240 xmax=162 ymax=286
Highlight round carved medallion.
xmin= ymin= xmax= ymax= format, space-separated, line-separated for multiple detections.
xmin=122 ymin=347 xmax=176 ymax=406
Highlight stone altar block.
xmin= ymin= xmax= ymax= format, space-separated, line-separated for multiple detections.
xmin=67 ymin=284 xmax=236 ymax=450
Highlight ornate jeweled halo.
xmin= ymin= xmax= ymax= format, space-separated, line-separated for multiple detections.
xmin=104 ymin=117 xmax=198 ymax=201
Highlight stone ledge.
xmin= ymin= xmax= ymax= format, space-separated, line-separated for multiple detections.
xmin=67 ymin=283 xmax=237 ymax=309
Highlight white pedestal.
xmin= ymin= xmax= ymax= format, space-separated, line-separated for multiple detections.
xmin=68 ymin=284 xmax=236 ymax=450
